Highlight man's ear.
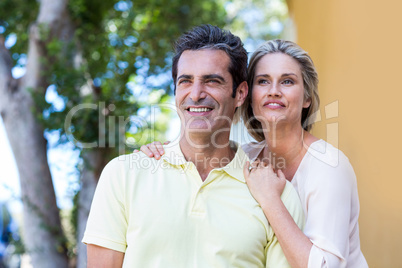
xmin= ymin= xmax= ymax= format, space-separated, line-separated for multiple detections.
xmin=235 ymin=81 xmax=248 ymax=108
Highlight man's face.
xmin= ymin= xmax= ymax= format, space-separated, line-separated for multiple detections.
xmin=175 ymin=49 xmax=240 ymax=141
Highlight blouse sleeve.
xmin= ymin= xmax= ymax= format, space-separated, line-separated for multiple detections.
xmin=303 ymin=153 xmax=359 ymax=268
xmin=82 ymin=157 xmax=128 ymax=253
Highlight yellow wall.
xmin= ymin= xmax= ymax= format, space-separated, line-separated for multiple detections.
xmin=287 ymin=0 xmax=402 ymax=266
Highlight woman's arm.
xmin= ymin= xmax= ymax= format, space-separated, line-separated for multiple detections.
xmin=244 ymin=156 xmax=358 ymax=268
xmin=262 ymin=195 xmax=312 ymax=268
xmin=244 ymin=161 xmax=311 ymax=268
xmin=134 ymin=141 xmax=169 ymax=159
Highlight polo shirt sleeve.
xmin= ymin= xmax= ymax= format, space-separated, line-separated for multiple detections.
xmin=82 ymin=157 xmax=128 ymax=253
xmin=265 ymin=181 xmax=305 ymax=267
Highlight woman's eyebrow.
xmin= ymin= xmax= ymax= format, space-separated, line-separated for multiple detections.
xmin=254 ymin=73 xmax=298 ymax=78
xmin=255 ymin=74 xmax=270 ymax=78
xmin=282 ymin=73 xmax=298 ymax=78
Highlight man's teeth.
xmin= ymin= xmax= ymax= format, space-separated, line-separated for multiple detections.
xmin=189 ymin=107 xmax=212 ymax=112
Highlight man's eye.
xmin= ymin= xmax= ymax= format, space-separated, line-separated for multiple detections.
xmin=178 ymin=80 xmax=190 ymax=85
xmin=207 ymin=79 xmax=219 ymax=84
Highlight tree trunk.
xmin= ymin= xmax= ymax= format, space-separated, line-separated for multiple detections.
xmin=0 ymin=46 xmax=69 ymax=268
xmin=0 ymin=0 xmax=74 ymax=267
xmin=76 ymin=149 xmax=111 ymax=268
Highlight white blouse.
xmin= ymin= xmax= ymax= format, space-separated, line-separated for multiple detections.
xmin=242 ymin=139 xmax=368 ymax=268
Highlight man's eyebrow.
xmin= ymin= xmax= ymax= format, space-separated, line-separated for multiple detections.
xmin=177 ymin=74 xmax=193 ymax=80
xmin=203 ymin=74 xmax=225 ymax=81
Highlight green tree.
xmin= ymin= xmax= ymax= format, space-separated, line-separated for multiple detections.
xmin=0 ymin=0 xmax=225 ymax=267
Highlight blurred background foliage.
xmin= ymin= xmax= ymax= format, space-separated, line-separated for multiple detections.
xmin=0 ymin=0 xmax=289 ymax=265
xmin=0 ymin=0 xmax=288 ymax=153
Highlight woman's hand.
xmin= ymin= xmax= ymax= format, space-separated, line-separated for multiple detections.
xmin=133 ymin=141 xmax=170 ymax=160
xmin=243 ymin=160 xmax=287 ymax=206
xmin=244 ymin=160 xmax=311 ymax=268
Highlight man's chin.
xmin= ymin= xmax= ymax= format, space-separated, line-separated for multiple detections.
xmin=186 ymin=126 xmax=213 ymax=133
xmin=184 ymin=120 xmax=213 ymax=130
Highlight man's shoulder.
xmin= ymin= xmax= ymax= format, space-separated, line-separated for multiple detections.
xmin=281 ymin=181 xmax=300 ymax=204
xmin=281 ymin=181 xmax=305 ymax=229
xmin=115 ymin=152 xmax=162 ymax=164
xmin=102 ymin=152 xmax=168 ymax=177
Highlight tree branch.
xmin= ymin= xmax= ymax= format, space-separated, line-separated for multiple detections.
xmin=37 ymin=0 xmax=74 ymax=42
xmin=23 ymin=0 xmax=75 ymax=93
xmin=0 ymin=36 xmax=13 ymax=86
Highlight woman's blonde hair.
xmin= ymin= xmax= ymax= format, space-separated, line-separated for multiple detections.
xmin=241 ymin=39 xmax=320 ymax=142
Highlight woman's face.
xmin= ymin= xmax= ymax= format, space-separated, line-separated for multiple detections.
xmin=251 ymin=53 xmax=310 ymax=129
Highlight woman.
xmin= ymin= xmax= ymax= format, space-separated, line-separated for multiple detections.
xmin=137 ymin=40 xmax=367 ymax=267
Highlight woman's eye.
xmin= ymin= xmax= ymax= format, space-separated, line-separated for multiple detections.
xmin=282 ymin=79 xmax=294 ymax=85
xmin=258 ymin=79 xmax=269 ymax=85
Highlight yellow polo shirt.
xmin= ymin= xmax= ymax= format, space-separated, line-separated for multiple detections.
xmin=83 ymin=142 xmax=304 ymax=267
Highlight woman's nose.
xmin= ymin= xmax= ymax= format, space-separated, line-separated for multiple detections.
xmin=268 ymin=82 xmax=282 ymax=97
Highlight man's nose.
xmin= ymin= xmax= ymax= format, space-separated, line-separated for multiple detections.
xmin=189 ymin=82 xmax=206 ymax=102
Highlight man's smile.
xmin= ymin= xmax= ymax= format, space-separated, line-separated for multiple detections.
xmin=185 ymin=106 xmax=214 ymax=115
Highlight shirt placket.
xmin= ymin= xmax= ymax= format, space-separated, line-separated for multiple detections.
xmin=187 ymin=164 xmax=221 ymax=217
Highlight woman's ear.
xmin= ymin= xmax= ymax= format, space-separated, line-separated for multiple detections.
xmin=303 ymin=97 xmax=312 ymax=108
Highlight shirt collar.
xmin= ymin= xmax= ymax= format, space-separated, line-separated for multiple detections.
xmin=162 ymin=141 xmax=249 ymax=183
xmin=243 ymin=140 xmax=265 ymax=161
xmin=216 ymin=141 xmax=249 ymax=183
xmin=161 ymin=141 xmax=187 ymax=167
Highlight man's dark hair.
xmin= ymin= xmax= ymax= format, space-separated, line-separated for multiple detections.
xmin=172 ymin=24 xmax=247 ymax=97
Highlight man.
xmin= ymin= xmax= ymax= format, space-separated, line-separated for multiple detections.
xmin=83 ymin=24 xmax=304 ymax=267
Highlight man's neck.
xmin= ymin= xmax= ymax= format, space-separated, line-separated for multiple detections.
xmin=179 ymin=135 xmax=235 ymax=181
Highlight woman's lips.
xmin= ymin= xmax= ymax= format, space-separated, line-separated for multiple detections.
xmin=263 ymin=101 xmax=285 ymax=109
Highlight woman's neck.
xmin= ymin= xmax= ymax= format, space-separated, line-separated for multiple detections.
xmin=261 ymin=124 xmax=316 ymax=181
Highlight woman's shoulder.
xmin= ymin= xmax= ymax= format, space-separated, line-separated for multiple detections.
xmin=307 ymin=140 xmax=351 ymax=169
xmin=304 ymin=140 xmax=357 ymax=188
